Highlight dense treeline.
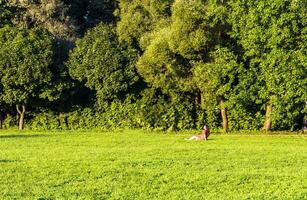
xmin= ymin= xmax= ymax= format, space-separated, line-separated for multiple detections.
xmin=0 ymin=0 xmax=306 ymax=131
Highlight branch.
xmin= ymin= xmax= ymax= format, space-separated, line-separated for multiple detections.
xmin=16 ymin=105 xmax=21 ymax=115
xmin=21 ymin=105 xmax=26 ymax=114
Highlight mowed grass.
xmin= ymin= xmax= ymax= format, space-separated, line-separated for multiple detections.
xmin=0 ymin=130 xmax=306 ymax=200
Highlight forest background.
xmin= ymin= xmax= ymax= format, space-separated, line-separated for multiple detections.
xmin=0 ymin=0 xmax=306 ymax=132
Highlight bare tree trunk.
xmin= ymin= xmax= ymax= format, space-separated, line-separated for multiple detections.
xmin=220 ymin=99 xmax=228 ymax=132
xmin=16 ymin=105 xmax=26 ymax=130
xmin=262 ymin=104 xmax=272 ymax=131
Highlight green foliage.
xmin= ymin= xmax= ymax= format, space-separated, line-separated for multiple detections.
xmin=137 ymin=29 xmax=194 ymax=94
xmin=67 ymin=24 xmax=139 ymax=103
xmin=116 ymin=0 xmax=174 ymax=47
xmin=192 ymin=47 xmax=242 ymax=130
xmin=227 ymin=103 xmax=263 ymax=131
xmin=28 ymin=112 xmax=62 ymax=130
xmin=136 ymin=89 xmax=195 ymax=130
xmin=63 ymin=104 xmax=139 ymax=130
xmin=97 ymin=99 xmax=140 ymax=130
xmin=0 ymin=26 xmax=54 ymax=105
xmin=23 ymin=90 xmax=196 ymax=131
xmin=229 ymin=0 xmax=307 ymax=130
xmin=2 ymin=114 xmax=16 ymax=129
xmin=136 ymin=0 xmax=236 ymax=132
xmin=169 ymin=0 xmax=228 ymax=59
xmin=193 ymin=47 xmax=242 ymax=101
xmin=0 ymin=0 xmax=305 ymax=131
xmin=0 ymin=0 xmax=14 ymax=27
xmin=66 ymin=108 xmax=98 ymax=130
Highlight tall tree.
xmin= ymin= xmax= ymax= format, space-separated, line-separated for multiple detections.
xmin=193 ymin=47 xmax=243 ymax=131
xmin=137 ymin=0 xmax=235 ymax=130
xmin=0 ymin=26 xmax=54 ymax=130
xmin=7 ymin=0 xmax=118 ymax=119
xmin=67 ymin=24 xmax=139 ymax=107
xmin=229 ymin=0 xmax=307 ymax=130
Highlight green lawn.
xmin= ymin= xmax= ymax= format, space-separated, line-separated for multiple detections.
xmin=0 ymin=130 xmax=306 ymax=200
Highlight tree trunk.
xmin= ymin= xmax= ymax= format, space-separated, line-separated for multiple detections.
xmin=16 ymin=105 xmax=26 ymax=130
xmin=220 ymin=99 xmax=228 ymax=132
xmin=262 ymin=104 xmax=272 ymax=131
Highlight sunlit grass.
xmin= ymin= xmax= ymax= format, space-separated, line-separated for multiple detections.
xmin=0 ymin=130 xmax=306 ymax=199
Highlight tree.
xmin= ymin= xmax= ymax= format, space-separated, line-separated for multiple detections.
xmin=116 ymin=0 xmax=174 ymax=49
xmin=137 ymin=0 xmax=235 ymax=131
xmin=67 ymin=24 xmax=139 ymax=106
xmin=229 ymin=0 xmax=307 ymax=130
xmin=137 ymin=28 xmax=194 ymax=94
xmin=168 ymin=0 xmax=229 ymax=59
xmin=0 ymin=26 xmax=54 ymax=130
xmin=0 ymin=0 xmax=23 ymax=28
xmin=5 ymin=0 xmax=119 ymax=129
xmin=193 ymin=47 xmax=243 ymax=131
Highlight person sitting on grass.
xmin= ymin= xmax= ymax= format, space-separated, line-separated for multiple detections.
xmin=186 ymin=125 xmax=210 ymax=141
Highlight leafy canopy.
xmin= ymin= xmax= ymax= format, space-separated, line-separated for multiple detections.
xmin=67 ymin=24 xmax=139 ymax=103
xmin=229 ymin=0 xmax=307 ymax=129
xmin=0 ymin=26 xmax=54 ymax=105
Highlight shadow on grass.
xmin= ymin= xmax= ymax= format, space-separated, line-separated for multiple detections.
xmin=0 ymin=159 xmax=18 ymax=163
xmin=0 ymin=134 xmax=49 ymax=139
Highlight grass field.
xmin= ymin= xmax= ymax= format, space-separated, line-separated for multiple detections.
xmin=0 ymin=130 xmax=306 ymax=199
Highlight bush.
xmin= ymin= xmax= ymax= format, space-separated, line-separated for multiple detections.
xmin=3 ymin=114 xmax=16 ymax=129
xmin=24 ymin=89 xmax=198 ymax=131
xmin=28 ymin=112 xmax=63 ymax=130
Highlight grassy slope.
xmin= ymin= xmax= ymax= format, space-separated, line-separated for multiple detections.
xmin=0 ymin=130 xmax=306 ymax=200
